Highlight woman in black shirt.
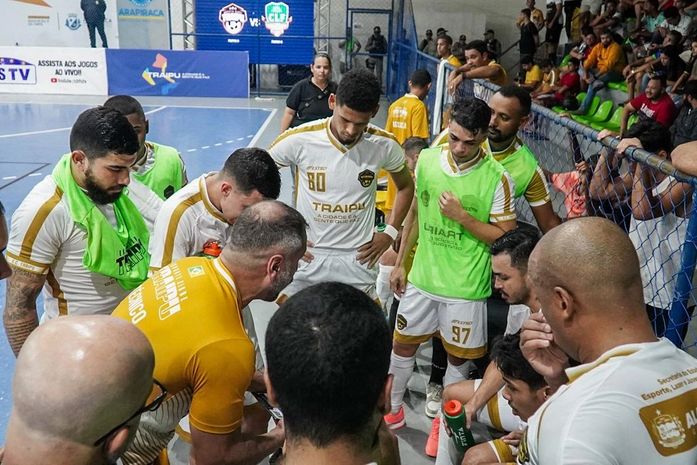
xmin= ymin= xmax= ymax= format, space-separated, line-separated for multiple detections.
xmin=280 ymin=53 xmax=338 ymax=132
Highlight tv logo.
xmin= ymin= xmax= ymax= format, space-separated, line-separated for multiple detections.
xmin=0 ymin=57 xmax=37 ymax=85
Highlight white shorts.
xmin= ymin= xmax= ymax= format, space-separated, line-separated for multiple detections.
xmin=474 ymin=379 xmax=527 ymax=433
xmin=279 ymin=248 xmax=378 ymax=300
xmin=488 ymin=438 xmax=517 ymax=463
xmin=393 ymin=284 xmax=487 ymax=359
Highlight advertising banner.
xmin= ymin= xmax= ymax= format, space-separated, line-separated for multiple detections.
xmin=0 ymin=0 xmax=119 ymax=48
xmin=117 ymin=0 xmax=170 ymax=49
xmin=0 ymin=46 xmax=108 ymax=95
xmin=195 ymin=0 xmax=313 ymax=64
xmin=106 ymin=49 xmax=249 ymax=97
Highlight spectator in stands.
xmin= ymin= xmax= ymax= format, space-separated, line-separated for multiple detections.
xmin=658 ymin=6 xmax=692 ymax=38
xmin=451 ymin=41 xmax=467 ymax=65
xmin=459 ymin=34 xmax=468 ymax=45
xmin=671 ymin=80 xmax=697 ymax=145
xmin=569 ymin=27 xmax=597 ymax=83
xmin=551 ymin=57 xmax=582 ymax=105
xmin=620 ymin=74 xmax=677 ymax=136
xmin=366 ymin=26 xmax=388 ymax=87
xmin=448 ymin=40 xmax=508 ymax=95
xmin=519 ymin=216 xmax=697 ymax=465
xmin=590 ymin=0 xmax=623 ymax=36
xmin=1 ymin=315 xmax=156 ymax=465
xmin=521 ymin=0 xmax=546 ymax=31
xmin=573 ymin=29 xmax=626 ymax=114
xmin=634 ymin=0 xmax=665 ymax=39
xmin=484 ymin=85 xmax=562 ymax=232
xmin=670 ymin=38 xmax=697 ymax=91
xmin=625 ymin=45 xmax=686 ymax=99
xmin=265 ymin=282 xmax=399 ymax=465
xmin=81 ymin=0 xmax=108 ymax=48
xmin=520 ymin=56 xmax=544 ymax=90
xmin=419 ymin=29 xmax=438 ymax=56
xmin=593 ymin=121 xmax=693 ymax=338
xmin=518 ymin=8 xmax=540 ymax=63
xmin=280 ymin=53 xmax=338 ymax=132
xmin=0 ymin=201 xmax=10 ymax=281
xmin=564 ymin=0 xmax=583 ymax=41
xmin=437 ymin=34 xmax=461 ymax=67
xmin=485 ymin=29 xmax=503 ymax=58
xmin=545 ymin=0 xmax=564 ymax=61
xmin=531 ymin=59 xmax=560 ymax=97
xmin=546 ymin=156 xmax=593 ymax=218
xmin=436 ymin=27 xmax=447 ymax=37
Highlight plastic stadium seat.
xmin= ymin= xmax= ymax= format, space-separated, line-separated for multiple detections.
xmin=552 ymin=92 xmax=586 ymax=113
xmin=591 ymin=106 xmax=623 ymax=131
xmin=567 ymin=95 xmax=600 ymax=123
xmin=628 ymin=113 xmax=639 ymax=128
xmin=572 ymin=100 xmax=613 ymax=125
xmin=608 ymin=81 xmax=628 ymax=93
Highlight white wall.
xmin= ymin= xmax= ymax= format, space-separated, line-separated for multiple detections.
xmin=413 ymin=0 xmax=524 ymax=70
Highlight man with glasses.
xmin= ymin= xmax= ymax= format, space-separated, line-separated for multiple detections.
xmin=1 ymin=315 xmax=155 ymax=465
xmin=112 ymin=200 xmax=308 ymax=465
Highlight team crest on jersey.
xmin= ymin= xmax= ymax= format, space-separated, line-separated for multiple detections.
xmin=421 ymin=189 xmax=430 ymax=207
xmin=396 ymin=314 xmax=407 ymax=331
xmin=187 ymin=265 xmax=205 ymax=277
xmin=358 ymin=169 xmax=375 ymax=188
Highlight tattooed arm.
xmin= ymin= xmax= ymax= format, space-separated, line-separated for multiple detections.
xmin=3 ymin=267 xmax=44 ymax=356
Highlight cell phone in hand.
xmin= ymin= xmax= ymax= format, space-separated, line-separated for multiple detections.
xmin=252 ymin=392 xmax=284 ymax=422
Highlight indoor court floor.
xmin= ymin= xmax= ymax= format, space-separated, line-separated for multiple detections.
xmin=0 ymin=93 xmax=438 ymax=464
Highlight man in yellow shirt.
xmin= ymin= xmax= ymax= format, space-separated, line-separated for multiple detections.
xmin=574 ymin=29 xmax=626 ymax=114
xmin=437 ymin=34 xmax=462 ymax=67
xmin=380 ymin=69 xmax=432 ymax=216
xmin=112 ymin=200 xmax=308 ymax=465
xmin=520 ymin=56 xmax=543 ymax=91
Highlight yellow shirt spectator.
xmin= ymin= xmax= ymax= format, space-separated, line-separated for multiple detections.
xmin=524 ymin=64 xmax=544 ymax=86
xmin=447 ymin=55 xmax=463 ymax=68
xmin=583 ymin=41 xmax=626 ymax=75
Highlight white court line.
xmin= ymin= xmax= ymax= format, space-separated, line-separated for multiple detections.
xmin=0 ymin=106 xmax=167 ymax=139
xmin=2 ymin=176 xmax=18 ymax=180
xmin=0 ymin=101 xmax=276 ymax=112
xmin=248 ymin=108 xmax=277 ymax=147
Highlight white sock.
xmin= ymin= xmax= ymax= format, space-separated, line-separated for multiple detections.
xmin=435 ymin=411 xmax=462 ymax=465
xmin=376 ymin=265 xmax=394 ymax=312
xmin=443 ymin=361 xmax=469 ymax=387
xmin=389 ymin=351 xmax=415 ymax=413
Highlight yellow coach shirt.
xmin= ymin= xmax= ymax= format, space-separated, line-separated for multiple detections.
xmin=113 ymin=256 xmax=254 ymax=434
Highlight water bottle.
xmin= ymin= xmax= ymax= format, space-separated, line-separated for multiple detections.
xmin=443 ymin=399 xmax=476 ymax=451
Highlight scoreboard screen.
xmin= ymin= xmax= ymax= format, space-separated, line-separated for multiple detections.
xmin=195 ymin=0 xmax=314 ymax=65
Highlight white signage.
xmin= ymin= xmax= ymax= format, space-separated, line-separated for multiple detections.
xmin=0 ymin=0 xmax=119 ymax=48
xmin=0 ymin=46 xmax=108 ymax=95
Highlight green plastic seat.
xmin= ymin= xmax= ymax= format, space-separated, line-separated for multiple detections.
xmin=591 ymin=106 xmax=623 ymax=131
xmin=572 ymin=100 xmax=613 ymax=125
xmin=568 ymin=95 xmax=600 ymax=123
xmin=552 ymin=92 xmax=586 ymax=113
xmin=627 ymin=113 xmax=639 ymax=129
xmin=607 ymin=81 xmax=628 ymax=93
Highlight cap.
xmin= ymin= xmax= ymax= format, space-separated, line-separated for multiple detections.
xmin=436 ymin=27 xmax=447 ymax=35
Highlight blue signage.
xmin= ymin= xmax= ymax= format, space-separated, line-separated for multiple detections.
xmin=195 ymin=0 xmax=314 ymax=64
xmin=106 ymin=49 xmax=249 ymax=98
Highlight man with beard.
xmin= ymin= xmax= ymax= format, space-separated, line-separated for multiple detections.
xmin=3 ymin=107 xmax=157 ymax=356
xmin=483 ymin=86 xmax=561 ymax=233
xmin=112 ymin=200 xmax=307 ymax=465
xmin=269 ymin=69 xmax=414 ymax=301
xmin=433 ymin=227 xmax=541 ymax=464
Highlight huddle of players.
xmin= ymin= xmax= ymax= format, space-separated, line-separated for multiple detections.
xmin=3 ymin=65 xmax=697 ymax=465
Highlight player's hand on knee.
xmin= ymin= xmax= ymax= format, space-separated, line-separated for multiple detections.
xmin=389 ymin=266 xmax=407 ymax=297
xmin=357 ymin=233 xmax=393 ymax=268
xmin=502 ymin=430 xmax=523 ymax=447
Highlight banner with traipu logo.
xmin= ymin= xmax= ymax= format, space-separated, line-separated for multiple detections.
xmin=195 ymin=0 xmax=313 ymax=64
xmin=0 ymin=46 xmax=108 ymax=94
xmin=106 ymin=49 xmax=250 ymax=97
xmin=0 ymin=0 xmax=119 ymax=48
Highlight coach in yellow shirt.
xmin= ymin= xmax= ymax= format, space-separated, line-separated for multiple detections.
xmin=113 ymin=200 xmax=307 ymax=465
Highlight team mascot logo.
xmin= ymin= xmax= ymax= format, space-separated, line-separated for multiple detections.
xmin=219 ymin=3 xmax=248 ymax=35
xmin=263 ymin=2 xmax=292 ymax=37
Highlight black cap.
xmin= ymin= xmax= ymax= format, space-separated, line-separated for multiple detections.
xmin=436 ymin=27 xmax=447 ymax=35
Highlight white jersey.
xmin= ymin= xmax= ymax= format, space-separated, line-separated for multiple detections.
xmin=519 ymin=339 xmax=697 ymax=465
xmin=127 ymin=177 xmax=163 ymax=235
xmin=149 ymin=174 xmax=231 ymax=270
xmin=6 ymin=175 xmax=160 ymax=319
xmin=505 ymin=304 xmax=532 ymax=335
xmin=628 ymin=176 xmax=691 ymax=309
xmin=269 ymin=118 xmax=406 ymax=251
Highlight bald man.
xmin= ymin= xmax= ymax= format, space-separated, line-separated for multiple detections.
xmin=2 ymin=315 xmax=156 ymax=465
xmin=518 ymin=217 xmax=697 ymax=465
